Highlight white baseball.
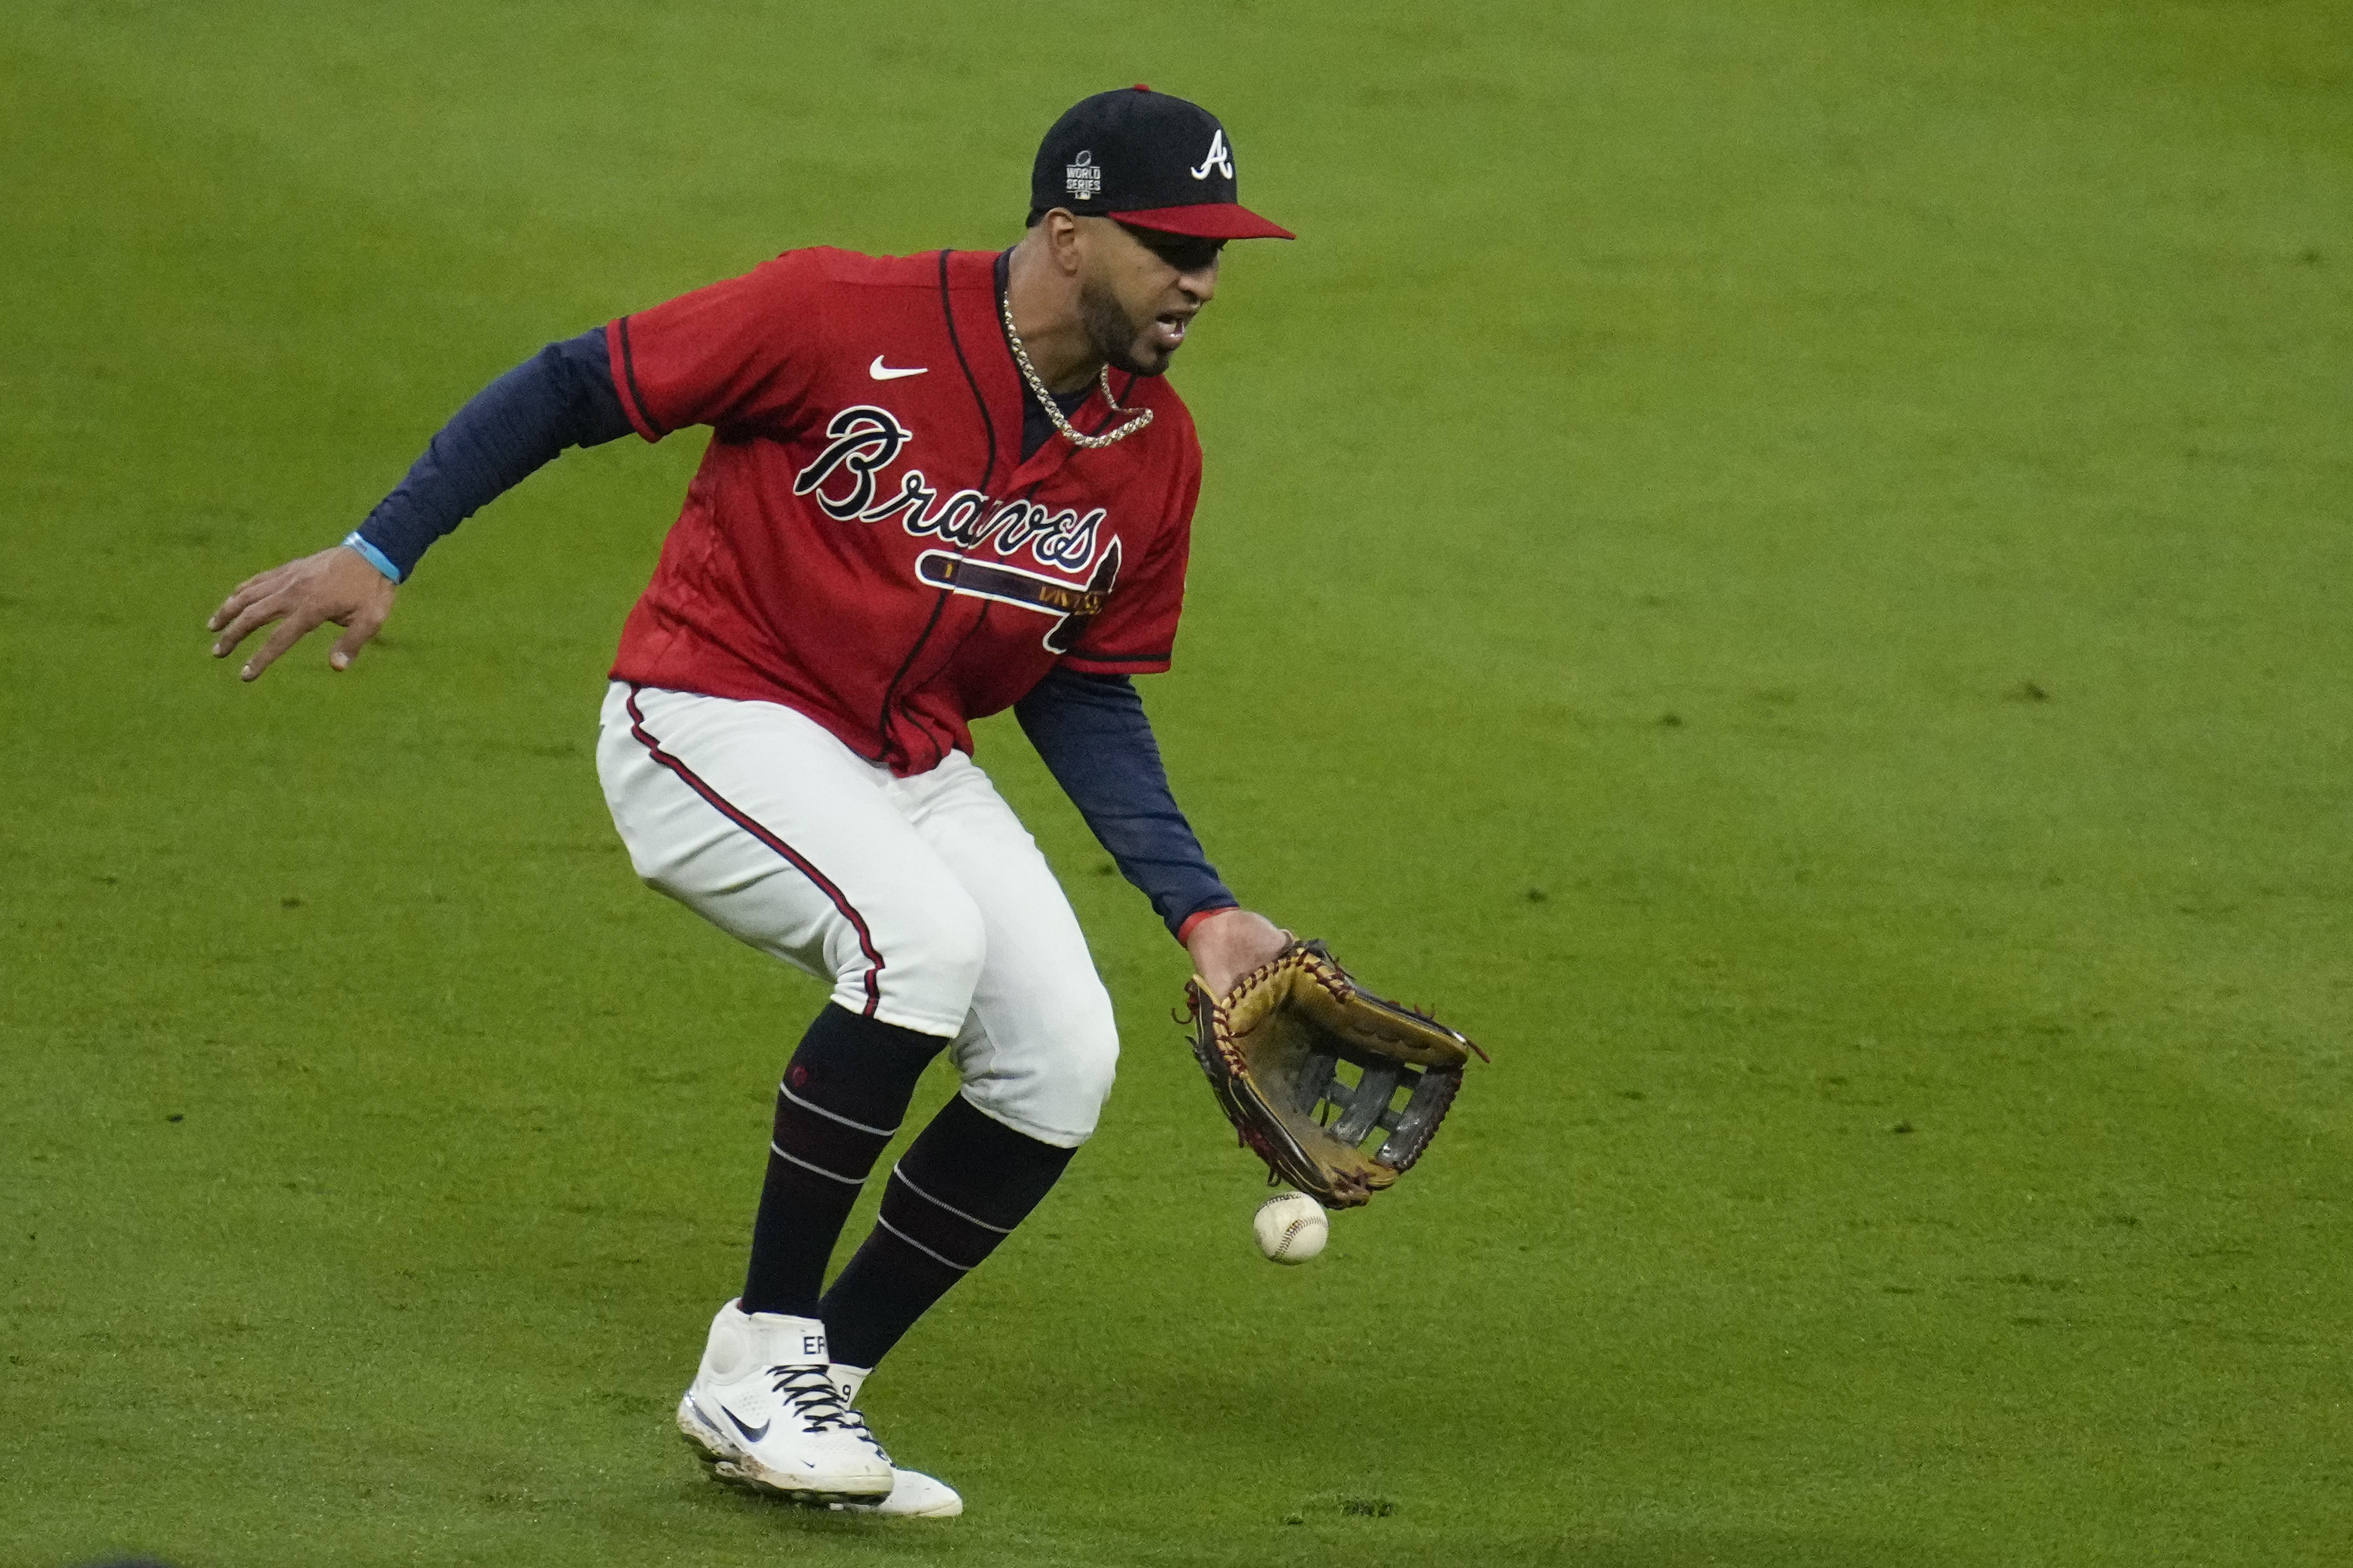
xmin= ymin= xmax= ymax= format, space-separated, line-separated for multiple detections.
xmin=1252 ymin=1191 xmax=1328 ymax=1264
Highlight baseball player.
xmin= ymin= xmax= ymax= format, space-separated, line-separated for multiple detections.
xmin=207 ymin=87 xmax=1294 ymax=1517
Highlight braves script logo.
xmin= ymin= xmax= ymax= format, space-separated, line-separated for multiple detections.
xmin=1189 ymin=129 xmax=1232 ymax=181
xmin=793 ymin=406 xmax=1122 ymax=647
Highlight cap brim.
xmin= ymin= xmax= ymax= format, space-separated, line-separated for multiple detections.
xmin=1108 ymin=203 xmax=1296 ymax=241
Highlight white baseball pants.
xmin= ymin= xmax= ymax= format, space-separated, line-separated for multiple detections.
xmin=594 ymin=682 xmax=1119 ymax=1148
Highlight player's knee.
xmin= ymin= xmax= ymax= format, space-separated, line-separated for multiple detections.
xmin=871 ymin=889 xmax=988 ymax=1024
xmin=964 ymin=981 xmax=1120 ymax=1147
xmin=1058 ymin=1024 xmax=1121 ymax=1138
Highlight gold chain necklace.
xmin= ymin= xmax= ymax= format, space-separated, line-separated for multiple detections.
xmin=999 ymin=292 xmax=1153 ymax=450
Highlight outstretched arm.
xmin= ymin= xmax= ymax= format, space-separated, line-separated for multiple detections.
xmin=208 ymin=326 xmax=630 ymax=681
xmin=207 ymin=545 xmax=398 ymax=683
xmin=1014 ymin=666 xmax=1289 ymax=994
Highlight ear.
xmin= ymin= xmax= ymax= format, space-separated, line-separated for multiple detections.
xmin=1041 ymin=209 xmax=1086 ymax=276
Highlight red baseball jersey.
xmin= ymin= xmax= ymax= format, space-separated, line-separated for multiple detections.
xmin=602 ymin=247 xmax=1203 ymax=776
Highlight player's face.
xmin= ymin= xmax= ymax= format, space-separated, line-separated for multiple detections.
xmin=1078 ymin=221 xmax=1223 ymax=378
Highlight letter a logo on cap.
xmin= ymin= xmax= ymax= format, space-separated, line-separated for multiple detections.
xmin=1029 ymin=89 xmax=1292 ymax=240
xmin=1189 ymin=129 xmax=1233 ymax=181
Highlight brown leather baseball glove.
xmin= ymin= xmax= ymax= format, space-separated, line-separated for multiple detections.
xmin=1185 ymin=940 xmax=1484 ymax=1209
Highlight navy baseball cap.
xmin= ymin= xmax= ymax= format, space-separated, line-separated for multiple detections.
xmin=1031 ymin=85 xmax=1294 ymax=241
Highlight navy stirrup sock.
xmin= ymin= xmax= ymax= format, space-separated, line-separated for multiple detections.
xmin=819 ymin=1092 xmax=1077 ymax=1370
xmin=739 ymin=1004 xmax=947 ymax=1319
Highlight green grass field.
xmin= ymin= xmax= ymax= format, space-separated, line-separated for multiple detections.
xmin=6 ymin=2 xmax=2351 ymax=1563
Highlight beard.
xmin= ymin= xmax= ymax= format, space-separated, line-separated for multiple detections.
xmin=1078 ymin=276 xmax=1172 ymax=378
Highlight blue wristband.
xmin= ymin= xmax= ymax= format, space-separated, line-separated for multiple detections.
xmin=342 ymin=531 xmax=404 ymax=584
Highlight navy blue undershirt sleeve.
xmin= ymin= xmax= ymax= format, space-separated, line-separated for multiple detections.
xmin=1015 ymin=666 xmax=1238 ymax=937
xmin=354 ymin=326 xmax=632 ymax=580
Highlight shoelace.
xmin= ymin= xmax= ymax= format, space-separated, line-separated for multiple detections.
xmin=768 ymin=1365 xmax=868 ymax=1437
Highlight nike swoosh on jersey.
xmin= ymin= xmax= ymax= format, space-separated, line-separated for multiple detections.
xmin=869 ymin=357 xmax=928 ymax=380
xmin=722 ymin=1405 xmax=772 ymax=1444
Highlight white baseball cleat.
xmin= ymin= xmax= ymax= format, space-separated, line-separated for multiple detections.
xmin=675 ymin=1301 xmax=893 ymax=1504
xmin=830 ymin=1465 xmax=965 ymax=1517
xmin=823 ymin=1362 xmax=964 ymax=1517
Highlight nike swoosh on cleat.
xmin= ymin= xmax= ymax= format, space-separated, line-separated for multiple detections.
xmin=722 ymin=1405 xmax=771 ymax=1444
xmin=869 ymin=356 xmax=928 ymax=380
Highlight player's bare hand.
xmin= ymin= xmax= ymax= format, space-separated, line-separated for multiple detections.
xmin=1185 ymin=908 xmax=1292 ymax=998
xmin=207 ymin=545 xmax=398 ymax=682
